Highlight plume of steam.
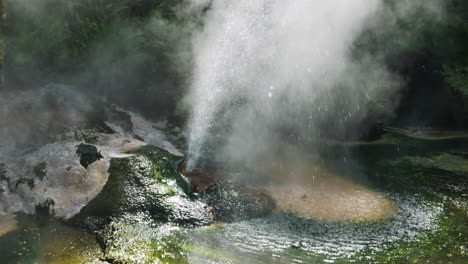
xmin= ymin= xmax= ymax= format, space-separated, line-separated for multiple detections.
xmin=185 ymin=0 xmax=445 ymax=169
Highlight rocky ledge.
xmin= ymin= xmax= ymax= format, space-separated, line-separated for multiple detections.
xmin=0 ymin=101 xmax=276 ymax=263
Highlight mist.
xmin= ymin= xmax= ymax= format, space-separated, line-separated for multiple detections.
xmin=185 ymin=0 xmax=445 ymax=169
xmin=2 ymin=1 xmax=468 ymax=263
xmin=0 ymin=0 xmax=446 ymax=166
xmin=0 ymin=0 xmax=205 ymax=158
xmin=1 ymin=0 xmax=201 ymax=119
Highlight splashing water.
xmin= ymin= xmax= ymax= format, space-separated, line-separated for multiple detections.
xmin=185 ymin=0 xmax=404 ymax=168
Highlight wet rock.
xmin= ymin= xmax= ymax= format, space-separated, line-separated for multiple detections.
xmin=97 ymin=216 xmax=187 ymax=264
xmin=0 ymin=142 xmax=110 ymax=219
xmin=76 ymin=143 xmax=103 ymax=168
xmin=105 ymin=105 xmax=134 ymax=132
xmin=0 ymin=94 xmax=187 ymax=222
xmin=105 ymin=106 xmax=183 ymax=156
xmin=180 ymin=168 xmax=221 ymax=193
xmin=202 ymin=180 xmax=276 ymax=222
xmin=94 ymin=133 xmax=146 ymax=157
xmin=180 ymin=163 xmax=275 ymax=222
xmin=75 ymin=145 xmax=213 ymax=226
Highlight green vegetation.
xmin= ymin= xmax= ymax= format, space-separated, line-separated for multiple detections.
xmin=99 ymin=219 xmax=188 ymax=264
xmin=134 ymin=145 xmax=190 ymax=195
xmin=392 ymin=153 xmax=468 ymax=177
xmin=4 ymin=0 xmax=180 ymax=71
xmin=74 ymin=145 xmax=190 ymax=221
xmin=353 ymin=0 xmax=468 ymax=121
xmin=73 ymin=122 xmax=114 ymax=144
xmin=444 ymin=65 xmax=468 ymax=95
xmin=2 ymin=0 xmax=192 ymax=117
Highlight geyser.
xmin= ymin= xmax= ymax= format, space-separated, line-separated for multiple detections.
xmin=185 ymin=0 xmax=405 ymax=168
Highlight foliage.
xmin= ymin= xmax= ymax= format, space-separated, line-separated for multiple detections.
xmin=443 ymin=65 xmax=468 ymax=95
xmin=353 ymin=0 xmax=468 ymax=122
xmin=3 ymin=0 xmax=190 ymax=118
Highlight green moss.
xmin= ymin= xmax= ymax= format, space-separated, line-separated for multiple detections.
xmin=341 ymin=133 xmax=468 ymax=167
xmin=94 ymin=122 xmax=115 ymax=134
xmin=133 ymin=145 xmax=190 ymax=196
xmin=74 ymin=128 xmax=98 ymax=144
xmin=378 ymin=153 xmax=468 ymax=214
xmin=99 ymin=219 xmax=188 ymax=264
xmin=354 ymin=207 xmax=468 ymax=264
xmin=392 ymin=154 xmax=468 ymax=177
xmin=152 ymin=163 xmax=164 ymax=182
xmin=73 ymin=123 xmax=115 ymax=144
xmin=74 ymin=148 xmax=192 ymax=222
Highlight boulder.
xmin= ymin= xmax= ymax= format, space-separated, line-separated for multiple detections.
xmin=0 ymin=141 xmax=110 ymax=219
xmin=180 ymin=163 xmax=275 ymax=222
xmin=201 ymin=180 xmax=275 ymax=222
xmin=75 ymin=145 xmax=214 ymax=226
xmin=97 ymin=215 xmax=187 ymax=264
xmin=104 ymin=105 xmax=183 ymax=156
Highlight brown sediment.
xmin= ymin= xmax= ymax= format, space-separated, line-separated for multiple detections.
xmin=257 ymin=160 xmax=395 ymax=222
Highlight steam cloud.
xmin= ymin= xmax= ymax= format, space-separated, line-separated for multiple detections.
xmin=0 ymin=0 xmax=200 ymax=156
xmin=185 ymin=0 xmax=444 ymax=169
xmin=0 ymin=0 xmax=445 ymax=169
